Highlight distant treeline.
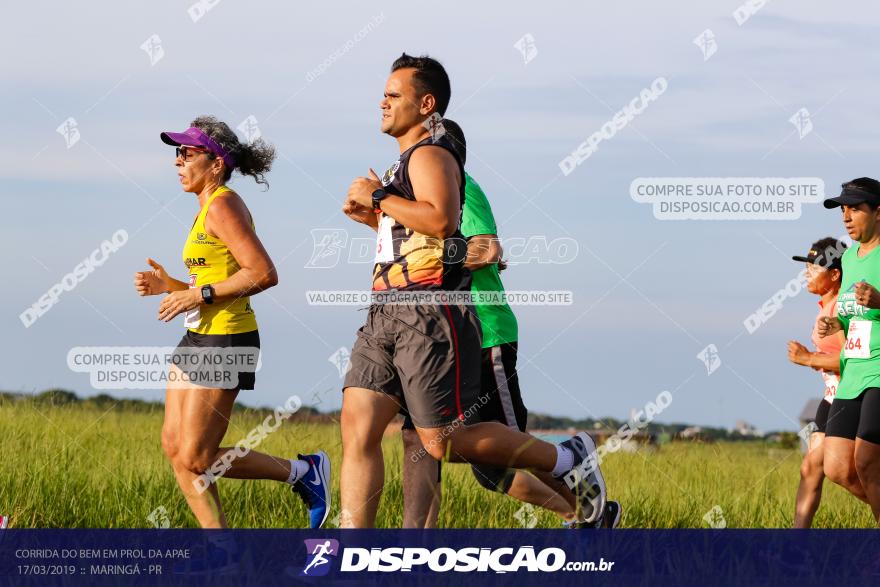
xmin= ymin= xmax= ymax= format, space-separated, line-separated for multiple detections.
xmin=0 ymin=389 xmax=796 ymax=445
xmin=0 ymin=389 xmax=327 ymax=421
xmin=528 ymin=413 xmax=795 ymax=444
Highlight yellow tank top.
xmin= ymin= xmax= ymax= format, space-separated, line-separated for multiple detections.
xmin=181 ymin=185 xmax=257 ymax=334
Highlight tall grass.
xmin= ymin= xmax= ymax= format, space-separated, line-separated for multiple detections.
xmin=0 ymin=402 xmax=874 ymax=528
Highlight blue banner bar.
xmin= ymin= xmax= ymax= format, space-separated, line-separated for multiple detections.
xmin=2 ymin=529 xmax=879 ymax=585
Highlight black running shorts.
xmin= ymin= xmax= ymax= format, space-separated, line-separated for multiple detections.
xmin=172 ymin=329 xmax=260 ymax=390
xmin=813 ymin=398 xmax=831 ymax=434
xmin=825 ymin=387 xmax=880 ymax=444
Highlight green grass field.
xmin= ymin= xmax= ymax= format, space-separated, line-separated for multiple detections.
xmin=1 ymin=401 xmax=875 ymax=529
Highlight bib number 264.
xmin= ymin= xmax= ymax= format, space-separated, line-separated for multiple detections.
xmin=845 ymin=320 xmax=872 ymax=359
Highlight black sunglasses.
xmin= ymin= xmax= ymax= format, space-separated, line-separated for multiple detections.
xmin=175 ymin=145 xmax=210 ymax=161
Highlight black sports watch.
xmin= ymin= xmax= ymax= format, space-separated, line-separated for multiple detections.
xmin=372 ymin=188 xmax=389 ymax=212
xmin=200 ymin=284 xmax=215 ymax=304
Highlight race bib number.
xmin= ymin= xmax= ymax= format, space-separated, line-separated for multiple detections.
xmin=375 ymin=215 xmax=395 ymax=263
xmin=183 ymin=273 xmax=201 ymax=329
xmin=844 ymin=320 xmax=872 ymax=359
xmin=823 ymin=373 xmax=839 ymax=404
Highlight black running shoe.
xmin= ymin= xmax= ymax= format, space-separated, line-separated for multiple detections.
xmin=565 ymin=500 xmax=622 ymax=529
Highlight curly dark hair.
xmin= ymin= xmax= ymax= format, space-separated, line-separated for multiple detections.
xmin=190 ymin=115 xmax=276 ymax=188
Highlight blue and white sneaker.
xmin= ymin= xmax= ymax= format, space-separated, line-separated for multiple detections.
xmin=558 ymin=432 xmax=607 ymax=524
xmin=293 ymin=451 xmax=331 ymax=529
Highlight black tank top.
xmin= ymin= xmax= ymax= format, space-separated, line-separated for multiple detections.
xmin=372 ymin=134 xmax=469 ymax=292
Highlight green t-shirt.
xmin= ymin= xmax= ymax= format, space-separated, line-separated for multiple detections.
xmin=460 ymin=173 xmax=518 ymax=348
xmin=836 ymin=244 xmax=880 ymax=399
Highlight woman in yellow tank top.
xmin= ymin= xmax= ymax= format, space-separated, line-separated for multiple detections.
xmin=132 ymin=116 xmax=330 ymax=531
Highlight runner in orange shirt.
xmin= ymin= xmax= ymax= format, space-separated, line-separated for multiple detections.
xmin=788 ymin=237 xmax=846 ymax=527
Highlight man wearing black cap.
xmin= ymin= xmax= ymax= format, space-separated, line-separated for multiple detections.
xmin=823 ymin=177 xmax=880 ymax=211
xmin=817 ymin=177 xmax=880 ymax=521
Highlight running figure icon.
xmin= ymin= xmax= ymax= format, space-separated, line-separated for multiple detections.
xmin=303 ymin=540 xmax=336 ymax=575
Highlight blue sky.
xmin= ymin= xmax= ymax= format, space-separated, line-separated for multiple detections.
xmin=3 ymin=1 xmax=879 ymax=432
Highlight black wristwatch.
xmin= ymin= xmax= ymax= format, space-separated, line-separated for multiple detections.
xmin=200 ymin=284 xmax=215 ymax=304
xmin=372 ymin=188 xmax=389 ymax=212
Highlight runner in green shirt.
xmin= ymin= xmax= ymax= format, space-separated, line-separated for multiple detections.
xmin=818 ymin=177 xmax=880 ymax=520
xmin=399 ymin=119 xmax=618 ymax=529
xmin=458 ymin=174 xmax=518 ymax=348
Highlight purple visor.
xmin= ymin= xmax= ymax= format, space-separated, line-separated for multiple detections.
xmin=160 ymin=126 xmax=235 ymax=169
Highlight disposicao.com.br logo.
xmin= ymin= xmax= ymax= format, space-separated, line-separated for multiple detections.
xmin=301 ymin=539 xmax=614 ymax=575
xmin=302 ymin=539 xmax=340 ymax=576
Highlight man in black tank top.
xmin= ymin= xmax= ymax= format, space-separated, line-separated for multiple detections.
xmin=339 ymin=53 xmax=606 ymax=528
xmin=370 ymin=132 xmax=469 ymax=292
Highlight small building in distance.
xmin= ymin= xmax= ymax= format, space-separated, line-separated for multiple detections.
xmin=732 ymin=420 xmax=763 ymax=438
